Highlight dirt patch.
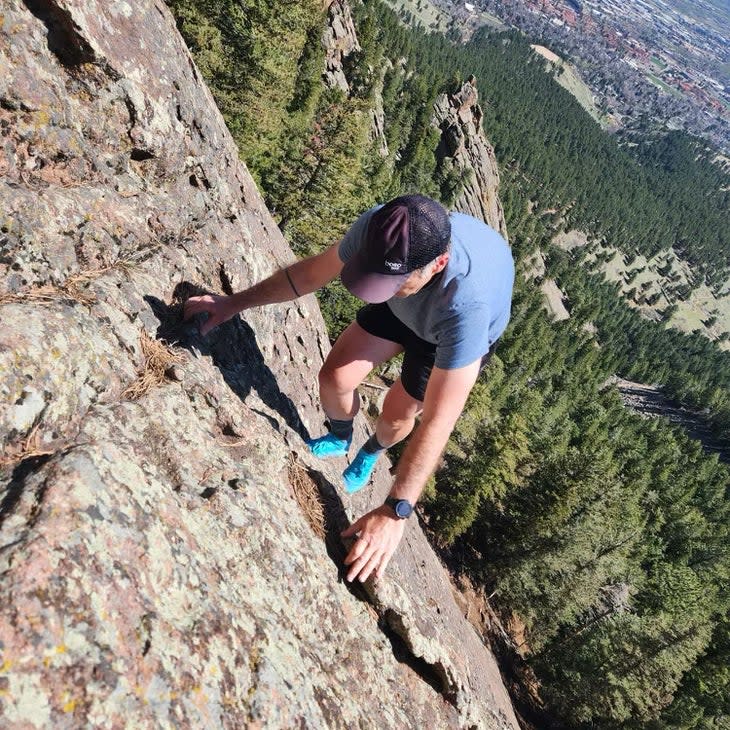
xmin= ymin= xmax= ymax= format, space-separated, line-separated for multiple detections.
xmin=447 ymin=571 xmax=548 ymax=730
xmin=552 ymin=229 xmax=590 ymax=251
xmin=450 ymin=573 xmax=491 ymax=638
xmin=522 ymin=250 xmax=546 ymax=280
xmin=531 ymin=44 xmax=561 ymax=64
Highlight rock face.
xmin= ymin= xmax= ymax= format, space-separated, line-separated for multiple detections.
xmin=433 ymin=79 xmax=508 ymax=239
xmin=0 ymin=1 xmax=518 ymax=728
xmin=322 ymin=0 xmax=360 ymax=93
xmin=369 ymin=65 xmax=390 ymax=158
xmin=322 ymin=0 xmax=389 ymax=157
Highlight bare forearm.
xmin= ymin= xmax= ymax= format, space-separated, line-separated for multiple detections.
xmin=390 ymin=417 xmax=453 ymax=504
xmin=183 ymin=245 xmax=343 ymax=335
xmin=389 ymin=362 xmax=481 ymax=505
xmin=227 ymin=246 xmax=343 ymax=315
xmin=342 ymin=362 xmax=480 ymax=583
xmin=227 ymin=265 xmax=302 ymax=314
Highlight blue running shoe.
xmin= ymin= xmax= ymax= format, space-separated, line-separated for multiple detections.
xmin=307 ymin=433 xmax=351 ymax=458
xmin=343 ymin=446 xmax=381 ymax=494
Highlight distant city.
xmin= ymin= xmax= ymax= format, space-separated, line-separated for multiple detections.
xmin=436 ymin=0 xmax=730 ymax=152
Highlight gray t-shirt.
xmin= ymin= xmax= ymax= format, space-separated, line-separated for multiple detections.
xmin=339 ymin=207 xmax=514 ymax=369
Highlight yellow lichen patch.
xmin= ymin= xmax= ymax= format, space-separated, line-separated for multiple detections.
xmin=0 ymin=658 xmax=12 ymax=673
xmin=41 ymin=644 xmax=65 ymax=667
xmin=62 ymin=695 xmax=77 ymax=713
xmin=31 ymin=109 xmax=50 ymax=128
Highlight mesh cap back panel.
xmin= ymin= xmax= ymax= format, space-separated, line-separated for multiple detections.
xmin=399 ymin=195 xmax=451 ymax=271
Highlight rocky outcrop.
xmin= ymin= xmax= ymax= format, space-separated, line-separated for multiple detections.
xmin=433 ymin=78 xmax=508 ymax=239
xmin=322 ymin=0 xmax=389 ymax=157
xmin=369 ymin=65 xmax=390 ymax=158
xmin=0 ymin=1 xmax=517 ymax=728
xmin=322 ymin=0 xmax=360 ymax=93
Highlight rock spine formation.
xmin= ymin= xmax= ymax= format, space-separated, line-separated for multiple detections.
xmin=433 ymin=77 xmax=508 ymax=239
xmin=322 ymin=0 xmax=389 ymax=157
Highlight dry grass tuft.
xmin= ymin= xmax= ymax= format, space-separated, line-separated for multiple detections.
xmin=288 ymin=455 xmax=326 ymax=540
xmin=122 ymin=331 xmax=184 ymax=400
xmin=0 ymin=424 xmax=57 ymax=468
xmin=0 ymin=257 xmax=139 ymax=308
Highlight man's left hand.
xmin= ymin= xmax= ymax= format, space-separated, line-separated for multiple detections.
xmin=341 ymin=506 xmax=406 ymax=582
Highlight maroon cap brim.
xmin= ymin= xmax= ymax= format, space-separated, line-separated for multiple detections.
xmin=341 ymin=257 xmax=409 ymax=303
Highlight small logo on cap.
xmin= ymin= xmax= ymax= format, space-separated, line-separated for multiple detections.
xmin=384 ymin=260 xmax=403 ymax=271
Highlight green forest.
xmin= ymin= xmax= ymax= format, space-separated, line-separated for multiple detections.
xmin=166 ymin=0 xmax=730 ymax=726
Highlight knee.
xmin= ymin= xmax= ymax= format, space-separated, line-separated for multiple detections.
xmin=318 ymin=361 xmax=352 ymax=395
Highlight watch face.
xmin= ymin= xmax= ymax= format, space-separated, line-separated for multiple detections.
xmin=395 ymin=500 xmax=413 ymax=519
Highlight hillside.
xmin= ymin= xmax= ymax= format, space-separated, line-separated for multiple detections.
xmin=530 ymin=44 xmax=612 ymax=128
xmin=553 ymin=231 xmax=730 ymax=350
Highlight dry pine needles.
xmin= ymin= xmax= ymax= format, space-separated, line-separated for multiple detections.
xmin=122 ymin=331 xmax=183 ymax=400
xmin=0 ymin=423 xmax=57 ymax=468
xmin=288 ymin=455 xmax=326 ymax=540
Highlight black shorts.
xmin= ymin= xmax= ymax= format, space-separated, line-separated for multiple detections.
xmin=356 ymin=303 xmax=496 ymax=402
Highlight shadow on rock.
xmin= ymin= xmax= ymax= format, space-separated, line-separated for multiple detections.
xmin=144 ymin=283 xmax=310 ymax=441
xmin=302 ymin=463 xmax=454 ymax=699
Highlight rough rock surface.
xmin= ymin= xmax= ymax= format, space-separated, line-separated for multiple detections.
xmin=0 ymin=1 xmax=518 ymax=728
xmin=433 ymin=79 xmax=508 ymax=239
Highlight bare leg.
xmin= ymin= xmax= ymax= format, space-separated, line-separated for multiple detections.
xmin=318 ymin=322 xmax=403 ymax=421
xmin=375 ymin=378 xmax=423 ymax=448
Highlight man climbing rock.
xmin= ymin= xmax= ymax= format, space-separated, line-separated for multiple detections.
xmin=184 ymin=195 xmax=514 ymax=583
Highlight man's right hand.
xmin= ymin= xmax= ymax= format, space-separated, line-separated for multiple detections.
xmin=183 ymin=294 xmax=235 ymax=336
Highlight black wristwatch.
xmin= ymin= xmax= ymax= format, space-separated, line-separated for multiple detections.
xmin=384 ymin=497 xmax=414 ymax=519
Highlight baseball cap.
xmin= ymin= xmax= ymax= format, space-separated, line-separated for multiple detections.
xmin=341 ymin=194 xmax=451 ymax=303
